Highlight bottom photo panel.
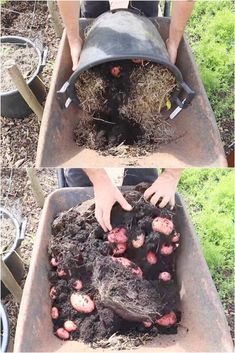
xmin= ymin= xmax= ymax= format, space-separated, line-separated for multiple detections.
xmin=0 ymin=168 xmax=234 ymax=353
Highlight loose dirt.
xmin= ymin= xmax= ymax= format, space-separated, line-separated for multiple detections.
xmin=1 ymin=43 xmax=38 ymax=92
xmin=0 ymin=215 xmax=16 ymax=255
xmin=49 ymin=183 xmax=181 ymax=348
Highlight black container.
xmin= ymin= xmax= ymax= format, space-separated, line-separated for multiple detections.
xmin=57 ymin=10 xmax=194 ymax=110
xmin=0 ymin=36 xmax=48 ymax=118
xmin=0 ymin=302 xmax=10 ymax=353
xmin=0 ymin=207 xmax=26 ymax=298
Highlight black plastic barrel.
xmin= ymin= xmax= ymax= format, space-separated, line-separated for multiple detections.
xmin=0 ymin=207 xmax=26 ymax=298
xmin=0 ymin=302 xmax=10 ymax=353
xmin=0 ymin=36 xmax=47 ymax=118
xmin=57 ymin=10 xmax=194 ymax=109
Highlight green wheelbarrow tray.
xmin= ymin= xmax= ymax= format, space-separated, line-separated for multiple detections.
xmin=14 ymin=188 xmax=233 ymax=352
xmin=36 ymin=17 xmax=227 ymax=168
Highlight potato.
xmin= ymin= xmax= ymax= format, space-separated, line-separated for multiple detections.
xmin=156 ymin=311 xmax=177 ymax=326
xmin=108 ymin=227 xmax=128 ymax=244
xmin=50 ymin=258 xmax=60 ymax=267
xmin=51 ymin=307 xmax=59 ymax=319
xmin=152 ymin=217 xmax=173 ymax=236
xmin=111 ymin=66 xmax=121 ymax=78
xmin=112 ymin=257 xmax=143 ymax=278
xmin=113 ymin=242 xmax=127 ymax=255
xmin=158 ymin=272 xmax=171 ymax=282
xmin=49 ymin=286 xmax=57 ymax=300
xmin=143 ymin=320 xmax=152 ymax=328
xmin=70 ymin=293 xmax=95 ymax=313
xmin=73 ymin=280 xmax=83 ymax=291
xmin=146 ymin=251 xmax=157 ymax=264
xmin=132 ymin=233 xmax=145 ymax=248
xmin=57 ymin=269 xmax=66 ymax=277
xmin=56 ymin=328 xmax=70 ymax=340
xmin=171 ymin=232 xmax=180 ymax=243
xmin=160 ymin=244 xmax=173 ymax=256
xmin=64 ymin=320 xmax=77 ymax=332
xmin=132 ymin=58 xmax=144 ymax=65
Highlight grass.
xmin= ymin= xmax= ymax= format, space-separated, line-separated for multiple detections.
xmin=178 ymin=169 xmax=234 ymax=305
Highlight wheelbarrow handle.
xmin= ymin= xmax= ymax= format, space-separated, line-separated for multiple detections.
xmin=175 ymin=81 xmax=195 ymax=109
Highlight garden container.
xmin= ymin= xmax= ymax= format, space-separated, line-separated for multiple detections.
xmin=0 ymin=207 xmax=26 ymax=298
xmin=57 ymin=10 xmax=194 ymax=110
xmin=0 ymin=302 xmax=10 ymax=353
xmin=14 ymin=188 xmax=233 ymax=352
xmin=0 ymin=36 xmax=47 ymax=118
xmin=36 ymin=17 xmax=227 ymax=167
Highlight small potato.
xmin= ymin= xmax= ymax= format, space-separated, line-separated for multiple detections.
xmin=132 ymin=58 xmax=144 ymax=65
xmin=132 ymin=233 xmax=145 ymax=248
xmin=152 ymin=217 xmax=173 ymax=236
xmin=49 ymin=286 xmax=57 ymax=299
xmin=50 ymin=258 xmax=60 ymax=267
xmin=143 ymin=320 xmax=152 ymax=328
xmin=70 ymin=293 xmax=95 ymax=313
xmin=112 ymin=257 xmax=143 ymax=278
xmin=64 ymin=320 xmax=77 ymax=332
xmin=160 ymin=244 xmax=173 ymax=256
xmin=111 ymin=66 xmax=121 ymax=77
xmin=147 ymin=251 xmax=157 ymax=264
xmin=156 ymin=311 xmax=177 ymax=327
xmin=108 ymin=227 xmax=128 ymax=244
xmin=172 ymin=232 xmax=180 ymax=243
xmin=51 ymin=307 xmax=59 ymax=319
xmin=73 ymin=280 xmax=83 ymax=291
xmin=57 ymin=269 xmax=66 ymax=277
xmin=56 ymin=328 xmax=70 ymax=340
xmin=159 ymin=272 xmax=171 ymax=282
xmin=113 ymin=242 xmax=127 ymax=255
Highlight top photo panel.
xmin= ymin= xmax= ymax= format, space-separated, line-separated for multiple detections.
xmin=1 ymin=1 xmax=234 ymax=168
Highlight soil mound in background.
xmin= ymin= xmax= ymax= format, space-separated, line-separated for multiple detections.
xmin=48 ymin=183 xmax=181 ymax=348
xmin=74 ymin=60 xmax=177 ymax=155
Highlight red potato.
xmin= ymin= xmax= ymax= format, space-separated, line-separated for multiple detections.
xmin=56 ymin=328 xmax=70 ymax=340
xmin=132 ymin=58 xmax=144 ymax=65
xmin=108 ymin=227 xmax=128 ymax=244
xmin=49 ymin=287 xmax=57 ymax=300
xmin=132 ymin=233 xmax=145 ymax=248
xmin=146 ymin=251 xmax=157 ymax=265
xmin=113 ymin=242 xmax=127 ymax=255
xmin=143 ymin=320 xmax=152 ymax=328
xmin=172 ymin=232 xmax=180 ymax=243
xmin=70 ymin=293 xmax=95 ymax=313
xmin=73 ymin=280 xmax=83 ymax=291
xmin=160 ymin=244 xmax=173 ymax=256
xmin=57 ymin=269 xmax=66 ymax=277
xmin=51 ymin=307 xmax=59 ymax=319
xmin=112 ymin=257 xmax=143 ymax=278
xmin=159 ymin=272 xmax=172 ymax=282
xmin=152 ymin=217 xmax=174 ymax=236
xmin=111 ymin=66 xmax=121 ymax=78
xmin=64 ymin=320 xmax=77 ymax=332
xmin=50 ymin=258 xmax=60 ymax=267
xmin=156 ymin=311 xmax=177 ymax=327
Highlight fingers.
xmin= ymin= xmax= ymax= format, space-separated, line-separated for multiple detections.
xmin=95 ymin=208 xmax=108 ymax=232
xmin=144 ymin=186 xmax=155 ymax=200
xmin=149 ymin=191 xmax=161 ymax=206
xmin=117 ymin=193 xmax=132 ymax=211
xmin=158 ymin=195 xmax=170 ymax=208
xmin=103 ymin=208 xmax=112 ymax=232
xmin=169 ymin=194 xmax=175 ymax=209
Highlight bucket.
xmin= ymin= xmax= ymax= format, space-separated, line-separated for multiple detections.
xmin=0 ymin=36 xmax=47 ymax=118
xmin=0 ymin=302 xmax=10 ymax=353
xmin=0 ymin=207 xmax=26 ymax=298
xmin=57 ymin=10 xmax=194 ymax=110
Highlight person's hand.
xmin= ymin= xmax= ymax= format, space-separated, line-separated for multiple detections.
xmin=166 ymin=38 xmax=178 ymax=65
xmin=93 ymin=179 xmax=132 ymax=232
xmin=69 ymin=36 xmax=83 ymax=71
xmin=144 ymin=169 xmax=182 ymax=208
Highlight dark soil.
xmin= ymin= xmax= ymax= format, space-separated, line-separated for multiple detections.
xmin=48 ymin=183 xmax=181 ymax=348
xmin=1 ymin=44 xmax=38 ymax=92
xmin=74 ymin=60 xmax=177 ymax=156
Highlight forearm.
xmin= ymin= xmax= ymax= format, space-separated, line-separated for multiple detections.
xmin=57 ymin=0 xmax=80 ymax=43
xmin=83 ymin=168 xmax=111 ymax=186
xmin=163 ymin=168 xmax=183 ymax=181
xmin=169 ymin=1 xmax=195 ymax=48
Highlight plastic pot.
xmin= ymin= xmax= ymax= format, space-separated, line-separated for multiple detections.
xmin=0 ymin=302 xmax=10 ymax=353
xmin=57 ymin=10 xmax=194 ymax=110
xmin=0 ymin=36 xmax=48 ymax=118
xmin=0 ymin=207 xmax=26 ymax=299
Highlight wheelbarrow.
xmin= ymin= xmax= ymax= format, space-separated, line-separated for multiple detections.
xmin=14 ymin=188 xmax=233 ymax=352
xmin=36 ymin=16 xmax=227 ymax=168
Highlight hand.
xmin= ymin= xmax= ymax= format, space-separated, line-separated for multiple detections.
xmin=94 ymin=179 xmax=132 ymax=232
xmin=166 ymin=38 xmax=178 ymax=65
xmin=144 ymin=169 xmax=182 ymax=208
xmin=69 ymin=36 xmax=83 ymax=71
